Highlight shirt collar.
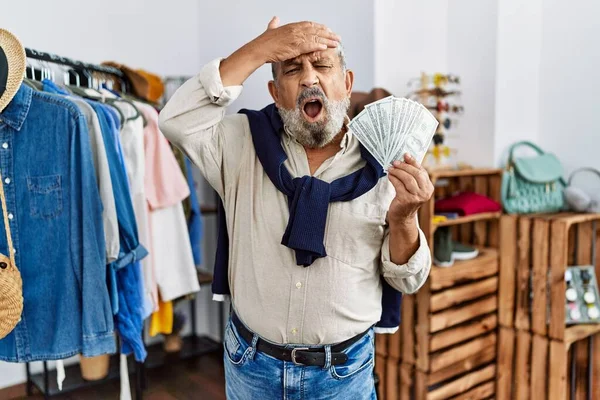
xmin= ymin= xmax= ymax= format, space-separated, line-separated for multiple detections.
xmin=0 ymin=83 xmax=32 ymax=131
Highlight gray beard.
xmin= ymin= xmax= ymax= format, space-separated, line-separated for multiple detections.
xmin=279 ymin=91 xmax=350 ymax=148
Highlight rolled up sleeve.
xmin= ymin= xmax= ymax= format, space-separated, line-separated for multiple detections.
xmin=158 ymin=58 xmax=248 ymax=199
xmin=381 ymin=227 xmax=431 ymax=294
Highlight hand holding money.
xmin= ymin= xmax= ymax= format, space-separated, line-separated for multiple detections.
xmin=387 ymin=153 xmax=434 ymax=225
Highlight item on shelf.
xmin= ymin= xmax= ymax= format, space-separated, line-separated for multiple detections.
xmin=501 ymin=141 xmax=566 ymax=214
xmin=435 ymin=191 xmax=501 ymax=216
xmin=451 ymin=240 xmax=479 ymax=261
xmin=79 ymin=354 xmax=110 ymax=381
xmin=564 ymin=167 xmax=600 ymax=213
xmin=433 ymin=227 xmax=453 ymax=267
xmin=435 ymin=212 xmax=460 ymax=219
xmin=432 ymin=215 xmax=447 ymax=224
xmin=432 ymin=228 xmax=480 ymax=267
xmin=564 ymin=266 xmax=600 ymax=325
xmin=0 ymin=29 xmax=25 ymax=341
xmin=348 ymin=96 xmax=438 ymax=168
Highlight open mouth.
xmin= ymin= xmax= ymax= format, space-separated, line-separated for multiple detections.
xmin=302 ymin=98 xmax=324 ymax=121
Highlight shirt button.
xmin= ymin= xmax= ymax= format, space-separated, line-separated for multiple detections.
xmin=4 ymin=178 xmax=10 ymax=184
xmin=2 ymin=143 xmax=8 ymax=149
xmin=296 ymin=282 xmax=302 ymax=289
xmin=291 ymin=328 xmax=298 ymax=335
xmin=8 ymin=213 xmax=13 ymax=220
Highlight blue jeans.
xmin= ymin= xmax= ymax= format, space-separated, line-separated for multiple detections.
xmin=223 ymin=319 xmax=377 ymax=400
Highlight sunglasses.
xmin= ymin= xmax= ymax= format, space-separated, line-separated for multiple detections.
xmin=408 ymin=73 xmax=461 ymax=87
xmin=411 ymin=87 xmax=461 ymax=98
xmin=427 ymin=101 xmax=464 ymax=114
xmin=439 ymin=117 xmax=459 ymax=130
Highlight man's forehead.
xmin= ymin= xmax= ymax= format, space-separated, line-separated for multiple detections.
xmin=283 ymin=50 xmax=338 ymax=65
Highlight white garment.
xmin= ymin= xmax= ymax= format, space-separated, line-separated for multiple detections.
xmin=71 ymin=98 xmax=120 ymax=262
xmin=150 ymin=202 xmax=200 ymax=301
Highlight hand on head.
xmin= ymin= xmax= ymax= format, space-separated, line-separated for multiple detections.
xmin=257 ymin=17 xmax=341 ymax=64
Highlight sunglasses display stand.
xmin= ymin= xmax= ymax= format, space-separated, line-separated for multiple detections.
xmin=407 ymin=72 xmax=463 ymax=172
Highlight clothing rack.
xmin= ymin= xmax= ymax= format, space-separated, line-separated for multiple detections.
xmin=24 ymin=48 xmax=125 ymax=77
xmin=20 ymin=54 xmax=224 ymax=400
xmin=24 ymin=47 xmax=130 ymax=93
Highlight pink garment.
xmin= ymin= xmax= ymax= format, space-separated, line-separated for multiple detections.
xmin=142 ymin=106 xmax=190 ymax=209
xmin=137 ymin=103 xmax=199 ymax=302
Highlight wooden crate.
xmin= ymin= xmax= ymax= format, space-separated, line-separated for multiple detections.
xmin=394 ymin=169 xmax=503 ymax=399
xmin=400 ymin=360 xmax=496 ymax=400
xmin=498 ymin=213 xmax=600 ymax=338
xmin=496 ymin=327 xmax=600 ymax=400
xmin=376 ymin=329 xmax=406 ymax=400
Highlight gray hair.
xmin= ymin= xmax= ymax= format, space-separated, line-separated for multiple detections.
xmin=271 ymin=43 xmax=347 ymax=82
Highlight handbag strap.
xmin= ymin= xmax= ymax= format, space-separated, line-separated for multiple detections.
xmin=0 ymin=170 xmax=16 ymax=271
xmin=508 ymin=141 xmax=546 ymax=165
xmin=568 ymin=167 xmax=600 ymax=185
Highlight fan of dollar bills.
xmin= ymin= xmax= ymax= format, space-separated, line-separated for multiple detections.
xmin=348 ymin=96 xmax=439 ymax=170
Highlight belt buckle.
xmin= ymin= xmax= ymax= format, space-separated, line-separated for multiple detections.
xmin=291 ymin=347 xmax=309 ymax=366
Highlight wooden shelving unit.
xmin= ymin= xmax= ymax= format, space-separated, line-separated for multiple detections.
xmin=496 ymin=212 xmax=600 ymax=400
xmin=376 ymin=167 xmax=503 ymax=400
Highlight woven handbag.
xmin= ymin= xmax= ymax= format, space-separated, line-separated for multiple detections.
xmin=0 ymin=167 xmax=22 ymax=339
xmin=501 ymin=141 xmax=566 ymax=214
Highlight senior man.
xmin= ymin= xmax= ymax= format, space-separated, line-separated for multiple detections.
xmin=159 ymin=17 xmax=432 ymax=400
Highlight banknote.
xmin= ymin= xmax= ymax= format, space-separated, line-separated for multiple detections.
xmin=348 ymin=96 xmax=438 ymax=170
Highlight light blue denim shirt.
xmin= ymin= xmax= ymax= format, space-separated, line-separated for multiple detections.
xmin=0 ymin=84 xmax=115 ymax=361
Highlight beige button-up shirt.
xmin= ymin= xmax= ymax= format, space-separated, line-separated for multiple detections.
xmin=159 ymin=58 xmax=431 ymax=345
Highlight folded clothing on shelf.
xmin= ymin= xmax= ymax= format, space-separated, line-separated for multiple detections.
xmin=435 ymin=191 xmax=501 ymax=216
xmin=435 ymin=212 xmax=460 ymax=219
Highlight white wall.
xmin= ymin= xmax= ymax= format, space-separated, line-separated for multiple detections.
xmin=197 ymin=0 xmax=375 ymax=113
xmin=374 ymin=0 xmax=448 ymax=96
xmin=446 ymin=0 xmax=498 ymax=168
xmin=493 ymin=0 xmax=545 ymax=166
xmin=375 ymin=0 xmax=498 ymax=168
xmin=0 ymin=0 xmax=204 ymax=76
xmin=537 ymin=0 xmax=600 ymax=176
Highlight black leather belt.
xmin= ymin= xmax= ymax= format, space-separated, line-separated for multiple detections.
xmin=231 ymin=312 xmax=369 ymax=367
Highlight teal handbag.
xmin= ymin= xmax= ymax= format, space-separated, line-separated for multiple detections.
xmin=501 ymin=141 xmax=566 ymax=214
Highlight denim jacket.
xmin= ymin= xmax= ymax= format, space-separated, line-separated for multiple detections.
xmin=38 ymin=82 xmax=147 ymax=362
xmin=0 ymin=84 xmax=115 ymax=361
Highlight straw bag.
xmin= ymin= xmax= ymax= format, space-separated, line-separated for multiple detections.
xmin=0 ymin=167 xmax=22 ymax=339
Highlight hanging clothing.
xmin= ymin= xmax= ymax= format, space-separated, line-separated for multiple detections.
xmin=149 ymin=296 xmax=173 ymax=337
xmin=0 ymin=84 xmax=114 ymax=361
xmin=173 ymin=146 xmax=203 ymax=266
xmin=98 ymin=105 xmax=147 ymax=362
xmin=41 ymin=80 xmax=121 ymax=265
xmin=138 ymin=102 xmax=199 ymax=302
xmin=110 ymin=98 xmax=155 ymax=318
xmin=185 ymin=156 xmax=203 ymax=266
